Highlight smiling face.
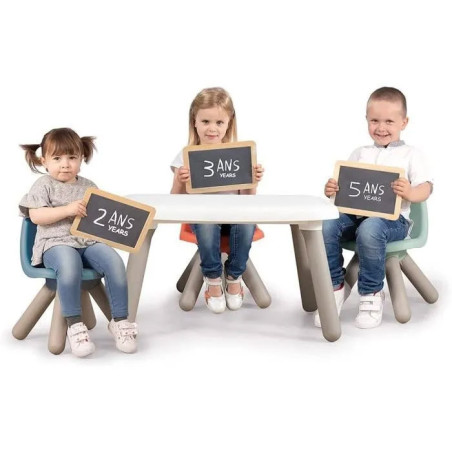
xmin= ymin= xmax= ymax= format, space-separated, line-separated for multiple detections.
xmin=41 ymin=152 xmax=82 ymax=183
xmin=366 ymin=99 xmax=408 ymax=146
xmin=194 ymin=107 xmax=231 ymax=145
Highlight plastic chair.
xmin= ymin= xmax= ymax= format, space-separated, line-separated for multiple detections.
xmin=176 ymin=224 xmax=271 ymax=311
xmin=342 ymin=202 xmax=438 ymax=323
xmin=13 ymin=218 xmax=112 ymax=354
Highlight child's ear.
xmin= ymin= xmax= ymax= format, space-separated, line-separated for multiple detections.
xmin=402 ymin=116 xmax=409 ymax=129
xmin=41 ymin=156 xmax=47 ymax=169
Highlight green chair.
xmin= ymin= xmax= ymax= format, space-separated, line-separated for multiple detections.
xmin=342 ymin=202 xmax=438 ymax=323
xmin=13 ymin=218 xmax=112 ymax=354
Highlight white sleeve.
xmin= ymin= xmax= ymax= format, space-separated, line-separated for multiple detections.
xmin=347 ymin=147 xmax=362 ymax=161
xmin=408 ymin=148 xmax=434 ymax=187
xmin=170 ymin=150 xmax=184 ymax=172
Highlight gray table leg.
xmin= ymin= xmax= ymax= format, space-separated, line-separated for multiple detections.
xmin=300 ymin=226 xmax=341 ymax=342
xmin=290 ymin=224 xmax=317 ymax=312
xmin=126 ymin=227 xmax=156 ymax=322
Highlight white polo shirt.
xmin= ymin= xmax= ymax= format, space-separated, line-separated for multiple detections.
xmin=348 ymin=141 xmax=433 ymax=219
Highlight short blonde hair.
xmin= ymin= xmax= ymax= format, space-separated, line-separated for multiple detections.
xmin=188 ymin=87 xmax=237 ymax=145
xmin=368 ymin=87 xmax=407 ymax=117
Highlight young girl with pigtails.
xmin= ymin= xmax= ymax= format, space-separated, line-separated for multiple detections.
xmin=19 ymin=128 xmax=138 ymax=357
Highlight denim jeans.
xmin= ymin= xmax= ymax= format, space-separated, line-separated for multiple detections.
xmin=43 ymin=243 xmax=128 ymax=318
xmin=322 ymin=214 xmax=410 ymax=295
xmin=190 ymin=224 xmax=256 ymax=279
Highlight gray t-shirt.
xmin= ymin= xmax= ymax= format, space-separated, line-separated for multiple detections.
xmin=19 ymin=175 xmax=97 ymax=266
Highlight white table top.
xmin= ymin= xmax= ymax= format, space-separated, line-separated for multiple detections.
xmin=126 ymin=194 xmax=338 ymax=224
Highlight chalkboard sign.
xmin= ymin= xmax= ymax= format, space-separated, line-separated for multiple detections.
xmin=70 ymin=188 xmax=156 ymax=253
xmin=183 ymin=141 xmax=257 ymax=193
xmin=332 ymin=161 xmax=405 ymax=220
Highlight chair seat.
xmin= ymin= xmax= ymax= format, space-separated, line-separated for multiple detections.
xmin=23 ymin=266 xmax=102 ymax=280
xmin=342 ymin=236 xmax=423 ymax=254
xmin=20 ymin=218 xmax=103 ymax=280
xmin=180 ymin=223 xmax=264 ymax=253
xmin=341 ymin=203 xmax=429 ymax=254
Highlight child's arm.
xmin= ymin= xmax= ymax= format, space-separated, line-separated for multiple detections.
xmin=240 ymin=164 xmax=264 ymax=195
xmin=170 ymin=167 xmax=190 ymax=194
xmin=391 ymin=179 xmax=433 ymax=203
xmin=29 ymin=200 xmax=87 ymax=226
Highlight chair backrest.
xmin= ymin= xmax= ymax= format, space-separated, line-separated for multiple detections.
xmin=408 ymin=202 xmax=427 ymax=241
xmin=385 ymin=201 xmax=429 ymax=252
xmin=20 ymin=218 xmax=56 ymax=279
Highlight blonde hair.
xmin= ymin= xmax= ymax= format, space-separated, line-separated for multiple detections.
xmin=20 ymin=128 xmax=96 ymax=173
xmin=368 ymin=87 xmax=407 ymax=117
xmin=188 ymin=87 xmax=237 ymax=145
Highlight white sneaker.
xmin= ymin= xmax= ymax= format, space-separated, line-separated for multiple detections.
xmin=108 ymin=319 xmax=138 ymax=353
xmin=314 ymin=282 xmax=351 ymax=328
xmin=204 ymin=277 xmax=226 ymax=314
xmin=355 ymin=291 xmax=385 ymax=329
xmin=225 ymin=276 xmax=244 ymax=311
xmin=67 ymin=322 xmax=95 ymax=357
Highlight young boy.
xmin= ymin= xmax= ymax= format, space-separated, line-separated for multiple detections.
xmin=316 ymin=87 xmax=433 ymax=329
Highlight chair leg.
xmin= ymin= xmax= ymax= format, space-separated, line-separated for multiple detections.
xmin=48 ymin=294 xmax=67 ymax=355
xmin=345 ymin=254 xmax=359 ymax=289
xmin=179 ymin=252 xmax=203 ymax=311
xmin=127 ymin=228 xmax=155 ymax=322
xmin=400 ymin=254 xmax=439 ymax=304
xmin=243 ymin=258 xmax=271 ymax=308
xmin=87 ymin=282 xmax=112 ymax=320
xmin=385 ymin=256 xmax=411 ymax=323
xmin=290 ymin=224 xmax=317 ymax=312
xmin=176 ymin=251 xmax=199 ymax=293
xmin=12 ymin=284 xmax=55 ymax=340
xmin=81 ymin=290 xmax=96 ymax=330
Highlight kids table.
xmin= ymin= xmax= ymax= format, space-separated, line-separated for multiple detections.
xmin=125 ymin=194 xmax=341 ymax=341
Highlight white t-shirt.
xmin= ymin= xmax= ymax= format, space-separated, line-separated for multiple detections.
xmin=347 ymin=141 xmax=433 ymax=219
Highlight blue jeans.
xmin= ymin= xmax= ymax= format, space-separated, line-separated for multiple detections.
xmin=322 ymin=214 xmax=410 ymax=295
xmin=190 ymin=224 xmax=256 ymax=279
xmin=43 ymin=243 xmax=128 ymax=318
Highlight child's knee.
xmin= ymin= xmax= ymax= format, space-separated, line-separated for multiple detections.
xmin=356 ymin=218 xmax=386 ymax=243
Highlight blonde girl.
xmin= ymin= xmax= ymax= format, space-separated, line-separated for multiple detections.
xmin=171 ymin=88 xmax=264 ymax=313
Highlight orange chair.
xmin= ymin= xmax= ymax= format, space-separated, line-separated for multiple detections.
xmin=176 ymin=224 xmax=271 ymax=311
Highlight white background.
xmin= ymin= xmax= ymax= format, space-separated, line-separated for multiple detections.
xmin=1 ymin=1 xmax=451 ymax=451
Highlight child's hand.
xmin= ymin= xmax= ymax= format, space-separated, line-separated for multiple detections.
xmin=177 ymin=166 xmax=191 ymax=184
xmin=66 ymin=200 xmax=87 ymax=218
xmin=254 ymin=164 xmax=264 ymax=182
xmin=391 ymin=177 xmax=412 ymax=200
xmin=324 ymin=178 xmax=339 ymax=197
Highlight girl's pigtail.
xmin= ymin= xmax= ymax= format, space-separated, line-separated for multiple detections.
xmin=81 ymin=136 xmax=96 ymax=163
xmin=20 ymin=144 xmax=43 ymax=173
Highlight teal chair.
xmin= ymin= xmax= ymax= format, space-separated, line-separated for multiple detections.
xmin=13 ymin=218 xmax=112 ymax=354
xmin=342 ymin=202 xmax=438 ymax=323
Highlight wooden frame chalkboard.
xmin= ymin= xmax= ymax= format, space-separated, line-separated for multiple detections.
xmin=332 ymin=161 xmax=405 ymax=220
xmin=70 ymin=188 xmax=156 ymax=253
xmin=183 ymin=141 xmax=257 ymax=193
